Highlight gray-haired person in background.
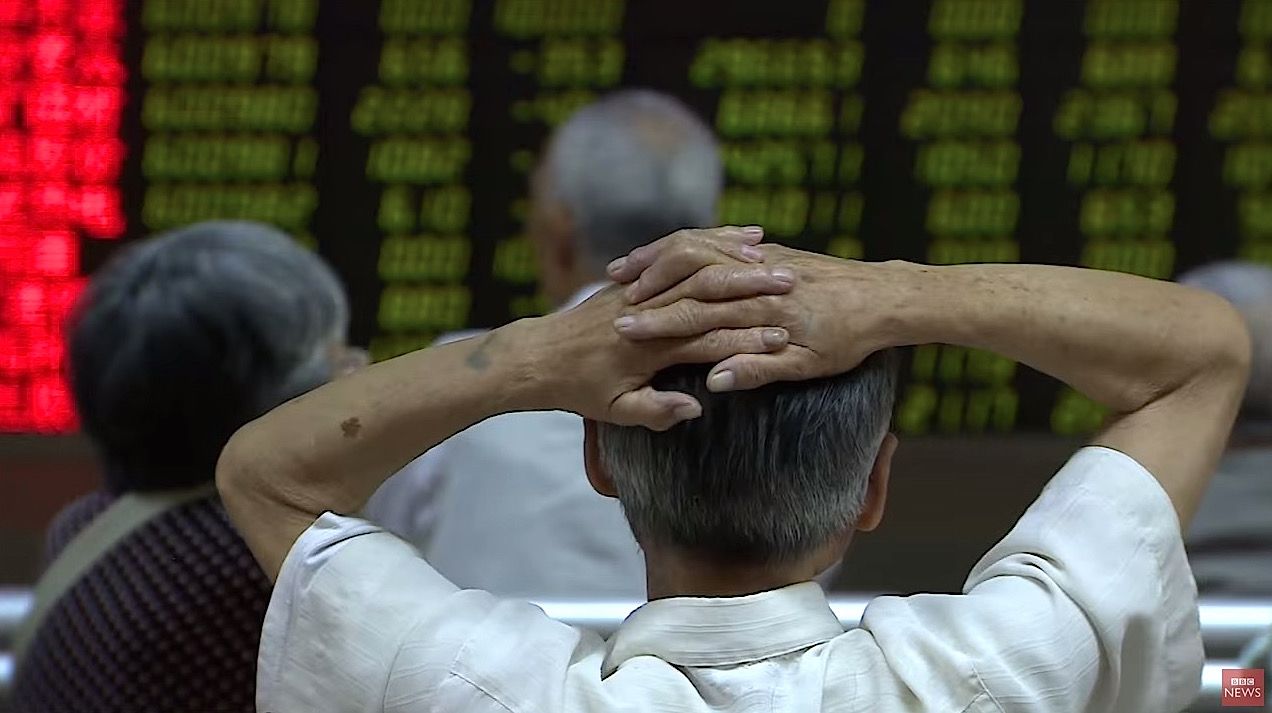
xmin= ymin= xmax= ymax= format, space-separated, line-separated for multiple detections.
xmin=13 ymin=221 xmax=362 ymax=713
xmin=364 ymin=89 xmax=724 ymax=597
xmin=1179 ymin=261 xmax=1272 ymax=595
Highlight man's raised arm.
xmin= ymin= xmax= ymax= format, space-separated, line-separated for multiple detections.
xmin=613 ymin=249 xmax=1251 ymax=527
xmin=215 ymin=227 xmax=795 ymax=579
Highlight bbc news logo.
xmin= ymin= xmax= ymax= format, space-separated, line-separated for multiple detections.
xmin=1223 ymin=669 xmax=1265 ymax=708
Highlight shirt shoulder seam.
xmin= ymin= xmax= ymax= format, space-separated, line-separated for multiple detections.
xmin=450 ymin=669 xmax=519 ymax=713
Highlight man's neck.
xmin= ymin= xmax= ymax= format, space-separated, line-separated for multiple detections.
xmin=642 ymin=549 xmax=828 ymax=600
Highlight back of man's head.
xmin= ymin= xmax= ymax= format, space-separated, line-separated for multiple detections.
xmin=1179 ymin=261 xmax=1272 ymax=420
xmin=597 ymin=352 xmax=899 ymax=564
xmin=69 ymin=220 xmax=349 ymax=493
xmin=541 ymin=89 xmax=722 ymax=270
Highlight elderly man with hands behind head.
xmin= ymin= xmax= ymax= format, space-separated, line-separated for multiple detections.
xmin=218 ymin=226 xmax=1248 ymax=713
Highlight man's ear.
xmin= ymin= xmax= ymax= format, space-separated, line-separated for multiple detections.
xmin=856 ymin=432 xmax=898 ymax=532
xmin=583 ymin=418 xmax=619 ymax=498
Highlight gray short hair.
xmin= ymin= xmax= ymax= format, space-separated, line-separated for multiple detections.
xmin=542 ymin=89 xmax=722 ymax=268
xmin=597 ymin=353 xmax=899 ymax=564
xmin=1179 ymin=261 xmax=1272 ymax=419
xmin=70 ymin=220 xmax=348 ymax=491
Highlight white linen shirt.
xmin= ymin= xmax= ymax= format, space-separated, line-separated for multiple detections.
xmin=362 ymin=283 xmax=647 ymax=597
xmin=259 ymin=447 xmax=1204 ymax=713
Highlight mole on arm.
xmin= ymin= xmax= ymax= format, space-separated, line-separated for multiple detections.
xmin=340 ymin=417 xmax=362 ymax=438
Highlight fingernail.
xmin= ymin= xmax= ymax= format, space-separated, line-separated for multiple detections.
xmin=771 ymin=267 xmax=795 ymax=285
xmin=707 ymin=370 xmax=736 ymax=392
xmin=762 ymin=328 xmax=787 ymax=347
xmin=607 ymin=257 xmax=626 ymax=275
xmin=614 ymin=316 xmax=636 ymax=332
xmin=741 ymin=245 xmax=763 ymax=261
xmin=742 ymin=225 xmax=764 ymax=236
xmin=673 ymin=402 xmax=701 ymax=421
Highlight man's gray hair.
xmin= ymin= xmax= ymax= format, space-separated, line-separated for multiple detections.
xmin=597 ymin=353 xmax=899 ymax=564
xmin=70 ymin=220 xmax=349 ymax=491
xmin=542 ymin=89 xmax=722 ymax=268
xmin=1180 ymin=261 xmax=1272 ymax=420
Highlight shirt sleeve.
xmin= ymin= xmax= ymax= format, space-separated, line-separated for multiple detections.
xmin=256 ymin=513 xmax=467 ymax=713
xmin=860 ymin=446 xmax=1203 ymax=713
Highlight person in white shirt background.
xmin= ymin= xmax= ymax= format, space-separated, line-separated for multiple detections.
xmin=364 ymin=88 xmax=724 ymax=597
xmin=1177 ymin=261 xmax=1272 ymax=595
xmin=217 ymin=226 xmax=1249 ymax=712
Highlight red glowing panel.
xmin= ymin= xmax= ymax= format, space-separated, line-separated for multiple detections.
xmin=79 ymin=184 xmax=122 ymax=237
xmin=73 ymin=138 xmax=124 ymax=182
xmin=32 ymin=32 xmax=73 ymax=76
xmin=30 ymin=375 xmax=76 ymax=432
xmin=35 ymin=0 xmax=73 ymax=26
xmin=0 ymin=133 xmax=24 ymax=176
xmin=33 ymin=230 xmax=77 ymax=276
xmin=0 ymin=0 xmax=125 ymax=433
xmin=29 ymin=135 xmax=71 ymax=177
xmin=0 ymin=184 xmax=25 ymax=221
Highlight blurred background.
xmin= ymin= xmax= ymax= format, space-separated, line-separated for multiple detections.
xmin=1 ymin=0 xmax=1271 ymax=709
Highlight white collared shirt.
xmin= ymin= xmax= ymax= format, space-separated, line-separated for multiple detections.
xmin=261 ymin=447 xmax=1203 ymax=713
xmin=363 ymin=282 xmax=647 ymax=597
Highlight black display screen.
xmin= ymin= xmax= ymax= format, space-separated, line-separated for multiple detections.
xmin=3 ymin=0 xmax=1266 ymax=434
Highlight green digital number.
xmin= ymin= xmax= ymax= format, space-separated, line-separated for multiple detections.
xmin=378 ymin=235 xmax=471 ymax=281
xmin=143 ymin=87 xmax=316 ymax=132
xmin=377 ymin=286 xmax=471 ymax=330
xmin=1079 ymin=188 xmax=1174 ymax=236
xmin=142 ymin=35 xmax=261 ymax=82
xmin=1239 ymin=192 xmax=1272 ymax=238
xmin=716 ymin=90 xmax=834 ymax=137
xmin=1051 ymin=387 xmax=1107 ymax=436
xmin=142 ymin=0 xmax=261 ymax=31
xmin=916 ymin=139 xmax=1019 ymax=186
xmin=928 ymin=0 xmax=1023 ymax=40
xmin=378 ymin=185 xmax=417 ymax=233
xmin=718 ymin=187 xmax=810 ymax=237
xmin=1240 ymin=0 xmax=1272 ymax=40
xmin=1238 ymin=45 xmax=1272 ymax=88
xmin=420 ymin=186 xmax=471 ymax=232
xmin=1210 ymin=90 xmax=1272 ymax=140
xmin=895 ymin=383 xmax=938 ymax=434
xmin=1081 ymin=41 xmax=1176 ymax=88
xmin=380 ymin=0 xmax=472 ymax=34
xmin=142 ymin=134 xmax=291 ymax=181
xmin=267 ymin=0 xmax=316 ymax=31
xmin=825 ymin=236 xmax=863 ymax=259
xmin=352 ymin=88 xmax=471 ymax=134
xmin=1225 ymin=143 xmax=1272 ymax=189
xmin=538 ymin=38 xmax=625 ymax=87
xmin=142 ymin=183 xmax=316 ymax=231
xmin=1080 ymin=238 xmax=1175 ymax=278
xmin=493 ymin=237 xmax=539 ymax=284
xmin=1084 ymin=0 xmax=1178 ymax=38
xmin=494 ymin=0 xmax=624 ymax=38
xmin=366 ymin=138 xmax=471 ymax=184
xmin=928 ymin=42 xmax=1018 ymax=88
xmin=926 ymin=189 xmax=1019 ymax=235
xmin=265 ymin=36 xmax=317 ymax=82
xmin=825 ymin=0 xmax=865 ymax=38
xmin=927 ymin=238 xmax=1019 ymax=263
xmin=900 ymin=90 xmax=1021 ymax=139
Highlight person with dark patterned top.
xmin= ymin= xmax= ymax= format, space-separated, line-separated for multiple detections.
xmin=13 ymin=221 xmax=360 ymax=713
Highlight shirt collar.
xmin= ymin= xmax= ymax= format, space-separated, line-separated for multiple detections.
xmin=562 ymin=281 xmax=609 ymax=311
xmin=601 ymin=581 xmax=844 ymax=676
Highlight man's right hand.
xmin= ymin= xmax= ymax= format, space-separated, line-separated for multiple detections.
xmin=613 ymin=238 xmax=916 ymax=392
